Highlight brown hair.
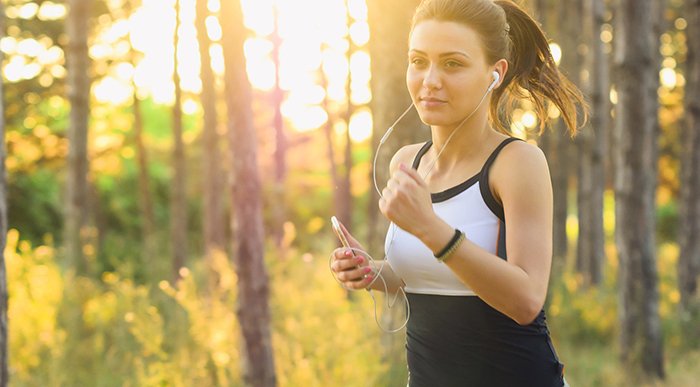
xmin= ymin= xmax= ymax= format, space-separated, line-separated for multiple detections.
xmin=411 ymin=0 xmax=587 ymax=136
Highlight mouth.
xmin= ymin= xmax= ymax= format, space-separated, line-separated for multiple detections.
xmin=420 ymin=96 xmax=447 ymax=103
xmin=419 ymin=96 xmax=447 ymax=108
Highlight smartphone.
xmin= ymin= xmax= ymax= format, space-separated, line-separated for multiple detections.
xmin=330 ymin=216 xmax=351 ymax=248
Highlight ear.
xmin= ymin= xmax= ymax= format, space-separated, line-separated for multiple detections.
xmin=492 ymin=59 xmax=509 ymax=89
xmin=488 ymin=71 xmax=500 ymax=92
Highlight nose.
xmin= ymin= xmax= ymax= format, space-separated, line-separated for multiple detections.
xmin=422 ymin=65 xmax=442 ymax=90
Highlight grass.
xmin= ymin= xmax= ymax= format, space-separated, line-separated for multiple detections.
xmin=557 ymin=341 xmax=700 ymax=387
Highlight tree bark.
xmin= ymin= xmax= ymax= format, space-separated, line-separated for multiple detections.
xmin=132 ymin=85 xmax=156 ymax=264
xmin=550 ymin=0 xmax=576 ymax=261
xmin=367 ymin=1 xmax=425 ymax=384
xmin=367 ymin=0 xmax=426 ymax=253
xmin=271 ymin=6 xmax=287 ymax=248
xmin=171 ymin=0 xmax=188 ymax=281
xmin=65 ymin=0 xmax=91 ymax=274
xmin=128 ymin=0 xmax=157 ymax=273
xmin=0 ymin=4 xmax=9 ymax=383
xmin=613 ymin=0 xmax=665 ymax=379
xmin=320 ymin=61 xmax=342 ymax=228
xmin=340 ymin=0 xmax=356 ymax=231
xmin=220 ymin=1 xmax=276 ymax=385
xmin=195 ymin=0 xmax=225 ymax=258
xmin=577 ymin=0 xmax=608 ymax=286
xmin=679 ymin=0 xmax=700 ymax=311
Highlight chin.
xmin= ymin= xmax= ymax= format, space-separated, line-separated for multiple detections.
xmin=416 ymin=113 xmax=452 ymax=127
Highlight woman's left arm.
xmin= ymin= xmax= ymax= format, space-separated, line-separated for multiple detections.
xmin=381 ymin=142 xmax=553 ymax=325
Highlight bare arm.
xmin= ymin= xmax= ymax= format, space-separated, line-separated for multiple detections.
xmin=329 ymin=145 xmax=419 ymax=293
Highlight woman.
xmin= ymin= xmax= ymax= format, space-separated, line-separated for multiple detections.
xmin=330 ymin=0 xmax=585 ymax=385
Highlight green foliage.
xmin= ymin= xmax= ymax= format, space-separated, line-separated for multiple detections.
xmin=7 ymin=170 xmax=63 ymax=243
xmin=6 ymin=229 xmax=395 ymax=386
xmin=656 ymin=200 xmax=678 ymax=244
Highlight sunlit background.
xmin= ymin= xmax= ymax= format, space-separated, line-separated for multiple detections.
xmin=2 ymin=1 xmax=699 ymax=386
xmin=1 ymin=1 xmax=686 ymax=143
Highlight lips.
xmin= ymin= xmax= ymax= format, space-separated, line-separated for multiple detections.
xmin=420 ymin=96 xmax=447 ymax=103
xmin=419 ymin=96 xmax=447 ymax=107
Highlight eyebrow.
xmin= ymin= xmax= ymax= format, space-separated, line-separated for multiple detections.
xmin=409 ymin=49 xmax=472 ymax=60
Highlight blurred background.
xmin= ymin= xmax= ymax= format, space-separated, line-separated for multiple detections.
xmin=1 ymin=0 xmax=699 ymax=386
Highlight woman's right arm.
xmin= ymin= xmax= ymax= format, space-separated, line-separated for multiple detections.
xmin=330 ymin=144 xmax=417 ymax=293
xmin=330 ymin=221 xmax=405 ymax=293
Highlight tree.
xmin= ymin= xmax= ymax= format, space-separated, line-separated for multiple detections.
xmin=0 ymin=4 xmax=9 ymax=384
xmin=366 ymin=0 xmax=426 ymax=253
xmin=339 ymin=0 xmax=358 ymax=230
xmin=171 ymin=0 xmax=188 ymax=280
xmin=195 ymin=0 xmax=225 ymax=258
xmin=270 ymin=5 xmax=287 ymax=248
xmin=613 ymin=0 xmax=665 ymax=379
xmin=546 ymin=0 xmax=576 ymax=261
xmin=65 ymin=0 xmax=92 ymax=274
xmin=679 ymin=0 xmax=700 ymax=313
xmin=323 ymin=1 xmax=356 ymax=242
xmin=366 ymin=0 xmax=424 ymax=383
xmin=220 ymin=0 xmax=276 ymax=385
xmin=127 ymin=0 xmax=157 ymax=273
xmin=577 ymin=0 xmax=608 ymax=285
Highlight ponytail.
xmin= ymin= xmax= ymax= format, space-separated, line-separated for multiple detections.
xmin=493 ymin=0 xmax=587 ymax=136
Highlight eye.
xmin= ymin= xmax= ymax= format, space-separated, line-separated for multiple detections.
xmin=444 ymin=60 xmax=463 ymax=68
xmin=410 ymin=57 xmax=427 ymax=67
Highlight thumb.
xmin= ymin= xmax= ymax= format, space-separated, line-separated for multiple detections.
xmin=338 ymin=220 xmax=361 ymax=248
xmin=399 ymin=162 xmax=426 ymax=187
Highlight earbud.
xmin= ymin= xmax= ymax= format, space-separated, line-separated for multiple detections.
xmin=488 ymin=71 xmax=500 ymax=92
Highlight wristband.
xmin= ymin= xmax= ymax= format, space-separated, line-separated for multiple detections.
xmin=434 ymin=229 xmax=465 ymax=262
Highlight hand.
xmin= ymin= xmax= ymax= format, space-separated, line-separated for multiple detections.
xmin=330 ymin=220 xmax=375 ymax=290
xmin=378 ymin=163 xmax=436 ymax=237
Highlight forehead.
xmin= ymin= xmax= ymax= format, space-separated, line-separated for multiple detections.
xmin=409 ymin=20 xmax=485 ymax=59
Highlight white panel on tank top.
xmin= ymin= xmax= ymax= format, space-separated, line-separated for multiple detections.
xmin=385 ymin=181 xmax=500 ymax=296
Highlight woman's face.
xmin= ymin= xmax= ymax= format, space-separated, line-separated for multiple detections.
xmin=407 ymin=20 xmax=494 ymax=128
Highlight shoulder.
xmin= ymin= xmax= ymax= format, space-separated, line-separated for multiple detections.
xmin=389 ymin=142 xmax=428 ymax=175
xmin=490 ymin=139 xmax=551 ymax=203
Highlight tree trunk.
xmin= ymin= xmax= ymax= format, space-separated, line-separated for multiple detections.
xmin=679 ymin=0 xmax=700 ymax=311
xmin=339 ymin=0 xmax=356 ymax=231
xmin=367 ymin=0 xmax=426 ymax=253
xmin=196 ymin=0 xmax=225 ymax=258
xmin=320 ymin=44 xmax=342 ymax=229
xmin=220 ymin=1 xmax=276 ymax=385
xmin=367 ymin=1 xmax=424 ymax=384
xmin=577 ymin=0 xmax=608 ymax=286
xmin=132 ymin=86 xmax=157 ymax=266
xmin=613 ymin=0 xmax=665 ymax=379
xmin=271 ymin=6 xmax=287 ymax=249
xmin=532 ymin=0 xmax=565 ymax=267
xmin=65 ymin=0 xmax=91 ymax=274
xmin=171 ymin=0 xmax=188 ymax=281
xmin=0 ymin=3 xmax=9 ymax=383
xmin=128 ymin=0 xmax=157 ymax=275
xmin=549 ymin=0 xmax=576 ymax=262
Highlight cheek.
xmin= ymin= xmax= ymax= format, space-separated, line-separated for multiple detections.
xmin=406 ymin=70 xmax=422 ymax=95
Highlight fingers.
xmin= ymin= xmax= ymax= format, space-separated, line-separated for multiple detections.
xmin=398 ymin=163 xmax=426 ymax=186
xmin=383 ymin=163 xmax=423 ymax=198
xmin=331 ymin=248 xmax=374 ymax=290
xmin=344 ymin=270 xmax=375 ymax=290
xmin=338 ymin=221 xmax=361 ymax=247
xmin=332 ymin=249 xmax=364 ymax=270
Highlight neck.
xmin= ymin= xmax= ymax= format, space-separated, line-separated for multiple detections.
xmin=427 ymin=113 xmax=492 ymax=172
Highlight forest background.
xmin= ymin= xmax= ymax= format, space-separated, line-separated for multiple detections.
xmin=1 ymin=0 xmax=700 ymax=386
